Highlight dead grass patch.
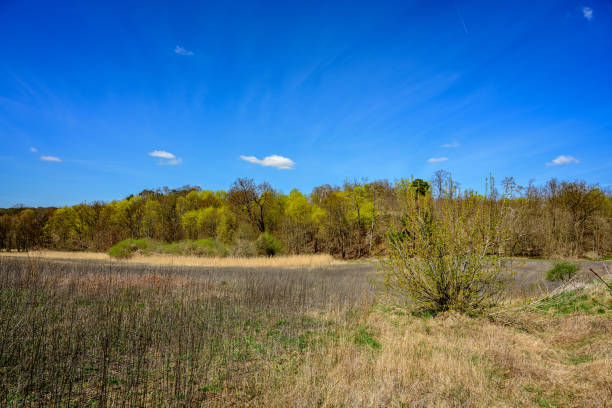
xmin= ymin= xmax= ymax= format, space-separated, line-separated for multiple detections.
xmin=0 ymin=250 xmax=341 ymax=267
xmin=265 ymin=307 xmax=611 ymax=408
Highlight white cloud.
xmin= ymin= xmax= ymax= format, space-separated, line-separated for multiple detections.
xmin=29 ymin=147 xmax=38 ymax=153
xmin=547 ymin=155 xmax=579 ymax=166
xmin=40 ymin=155 xmax=61 ymax=162
xmin=174 ymin=45 xmax=194 ymax=56
xmin=427 ymin=157 xmax=448 ymax=163
xmin=161 ymin=158 xmax=183 ymax=166
xmin=240 ymin=154 xmax=296 ymax=170
xmin=149 ymin=150 xmax=182 ymax=165
xmin=582 ymin=7 xmax=593 ymax=21
xmin=149 ymin=150 xmax=176 ymax=159
xmin=441 ymin=141 xmax=460 ymax=148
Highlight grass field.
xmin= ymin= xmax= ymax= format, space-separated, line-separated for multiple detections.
xmin=0 ymin=250 xmax=341 ymax=267
xmin=0 ymin=256 xmax=610 ymax=407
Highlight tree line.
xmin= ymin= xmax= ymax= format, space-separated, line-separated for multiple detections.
xmin=1 ymin=172 xmax=610 ymax=259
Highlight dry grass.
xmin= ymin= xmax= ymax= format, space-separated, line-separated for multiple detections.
xmin=127 ymin=253 xmax=341 ymax=268
xmin=0 ymin=250 xmax=341 ymax=267
xmin=0 ymin=250 xmax=110 ymax=261
xmin=1 ymin=257 xmax=610 ymax=407
xmin=266 ymin=308 xmax=611 ymax=407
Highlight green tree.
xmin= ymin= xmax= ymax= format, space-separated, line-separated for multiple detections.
xmin=410 ymin=178 xmax=430 ymax=197
xmin=140 ymin=200 xmax=162 ymax=239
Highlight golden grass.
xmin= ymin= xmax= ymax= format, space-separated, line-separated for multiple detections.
xmin=127 ymin=253 xmax=342 ymax=268
xmin=265 ymin=308 xmax=612 ymax=407
xmin=0 ymin=250 xmax=341 ymax=267
xmin=1 ymin=250 xmax=110 ymax=261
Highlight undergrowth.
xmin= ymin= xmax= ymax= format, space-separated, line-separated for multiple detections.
xmin=108 ymin=238 xmax=230 ymax=258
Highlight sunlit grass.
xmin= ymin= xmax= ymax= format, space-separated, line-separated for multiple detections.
xmin=0 ymin=257 xmax=610 ymax=407
xmin=0 ymin=250 xmax=341 ymax=267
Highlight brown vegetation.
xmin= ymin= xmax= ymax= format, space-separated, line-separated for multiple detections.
xmin=0 ymin=257 xmax=610 ymax=407
xmin=0 ymin=250 xmax=340 ymax=267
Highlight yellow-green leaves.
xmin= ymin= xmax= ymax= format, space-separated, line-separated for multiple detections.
xmin=381 ymin=186 xmax=511 ymax=314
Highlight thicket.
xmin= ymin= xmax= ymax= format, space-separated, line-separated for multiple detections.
xmin=0 ymin=173 xmax=610 ymax=259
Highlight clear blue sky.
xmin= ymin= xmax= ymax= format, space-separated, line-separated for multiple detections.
xmin=1 ymin=0 xmax=611 ymax=207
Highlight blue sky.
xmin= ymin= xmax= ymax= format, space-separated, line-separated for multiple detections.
xmin=1 ymin=1 xmax=611 ymax=207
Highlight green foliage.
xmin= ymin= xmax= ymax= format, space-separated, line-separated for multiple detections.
xmin=255 ymin=232 xmax=283 ymax=257
xmin=354 ymin=326 xmax=381 ymax=350
xmin=410 ymin=178 xmax=430 ymax=196
xmin=108 ymin=238 xmax=152 ymax=258
xmin=2 ymin=175 xmax=612 ymax=261
xmin=108 ymin=238 xmax=229 ymax=258
xmin=45 ymin=206 xmax=96 ymax=250
xmin=381 ymin=185 xmax=511 ymax=314
xmin=536 ymin=288 xmax=610 ymax=315
xmin=545 ymin=262 xmax=580 ymax=282
xmin=191 ymin=238 xmax=230 ymax=257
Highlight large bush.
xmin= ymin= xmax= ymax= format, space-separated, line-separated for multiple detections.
xmin=380 ymin=185 xmax=511 ymax=314
xmin=546 ymin=262 xmax=579 ymax=282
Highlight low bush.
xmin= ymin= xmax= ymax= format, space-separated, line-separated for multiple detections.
xmin=191 ymin=238 xmax=230 ymax=257
xmin=546 ymin=262 xmax=580 ymax=282
xmin=108 ymin=238 xmax=152 ymax=258
xmin=255 ymin=233 xmax=283 ymax=257
xmin=109 ymin=238 xmax=230 ymax=258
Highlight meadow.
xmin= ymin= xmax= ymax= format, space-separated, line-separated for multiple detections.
xmin=0 ymin=255 xmax=610 ymax=407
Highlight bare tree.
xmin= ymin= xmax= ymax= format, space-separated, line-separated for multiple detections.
xmin=228 ymin=178 xmax=275 ymax=233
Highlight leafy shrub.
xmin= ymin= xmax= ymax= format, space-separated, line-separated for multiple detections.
xmin=546 ymin=262 xmax=580 ymax=282
xmin=381 ymin=184 xmax=511 ymax=314
xmin=108 ymin=239 xmax=152 ymax=258
xmin=158 ymin=241 xmax=184 ymax=255
xmin=255 ymin=233 xmax=283 ymax=257
xmin=191 ymin=238 xmax=230 ymax=257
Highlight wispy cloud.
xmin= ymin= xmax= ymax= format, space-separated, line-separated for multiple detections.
xmin=547 ymin=155 xmax=579 ymax=166
xmin=29 ymin=147 xmax=38 ymax=153
xmin=454 ymin=3 xmax=469 ymax=35
xmin=149 ymin=150 xmax=182 ymax=165
xmin=174 ymin=45 xmax=194 ymax=56
xmin=149 ymin=150 xmax=176 ymax=159
xmin=441 ymin=141 xmax=460 ymax=148
xmin=582 ymin=7 xmax=593 ymax=21
xmin=40 ymin=155 xmax=61 ymax=162
xmin=240 ymin=154 xmax=296 ymax=170
xmin=161 ymin=158 xmax=183 ymax=166
xmin=428 ymin=157 xmax=448 ymax=163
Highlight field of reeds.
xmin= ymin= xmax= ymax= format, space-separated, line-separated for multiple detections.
xmin=0 ymin=256 xmax=610 ymax=407
xmin=0 ymin=250 xmax=340 ymax=268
